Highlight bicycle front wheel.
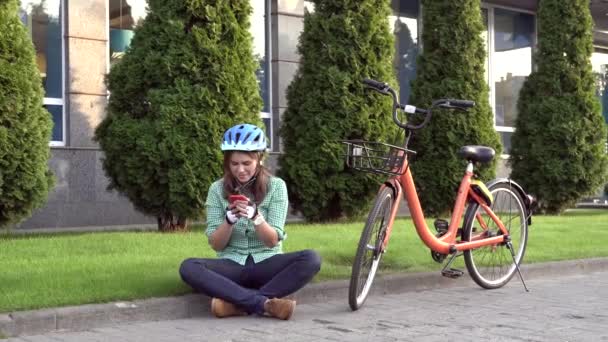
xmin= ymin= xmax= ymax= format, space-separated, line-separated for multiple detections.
xmin=462 ymin=181 xmax=528 ymax=289
xmin=348 ymin=186 xmax=394 ymax=311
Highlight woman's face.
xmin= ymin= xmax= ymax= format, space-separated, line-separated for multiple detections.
xmin=229 ymin=152 xmax=259 ymax=184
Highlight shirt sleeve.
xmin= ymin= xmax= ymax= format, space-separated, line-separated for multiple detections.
xmin=205 ymin=181 xmax=226 ymax=237
xmin=265 ymin=178 xmax=289 ymax=241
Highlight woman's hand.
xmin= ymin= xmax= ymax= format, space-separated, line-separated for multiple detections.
xmin=230 ymin=200 xmax=254 ymax=218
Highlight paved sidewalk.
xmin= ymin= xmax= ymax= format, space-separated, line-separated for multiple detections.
xmin=6 ymin=270 xmax=608 ymax=341
xmin=2 ymin=258 xmax=608 ymax=338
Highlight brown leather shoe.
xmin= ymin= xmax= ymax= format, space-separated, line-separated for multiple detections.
xmin=210 ymin=298 xmax=247 ymax=318
xmin=264 ymin=298 xmax=296 ymax=320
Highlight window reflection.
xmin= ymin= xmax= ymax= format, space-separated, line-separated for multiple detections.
xmin=390 ymin=0 xmax=419 ymax=104
xmin=45 ymin=104 xmax=63 ymax=141
xmin=592 ymin=49 xmax=608 ymax=125
xmin=252 ymin=1 xmax=269 ymax=114
xmin=20 ymin=0 xmax=63 ymax=143
xmin=19 ymin=0 xmax=62 ymax=99
xmin=492 ymin=9 xmax=534 ymax=153
xmin=251 ymin=1 xmax=271 ymax=148
xmin=493 ymin=9 xmax=534 ymax=128
xmin=109 ymin=0 xmax=147 ymax=61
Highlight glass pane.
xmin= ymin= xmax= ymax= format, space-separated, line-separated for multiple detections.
xmin=252 ymin=1 xmax=269 ymax=113
xmin=493 ymin=9 xmax=534 ymax=128
xmin=19 ymin=0 xmax=62 ymax=99
xmin=45 ymin=104 xmax=63 ymax=142
xmin=262 ymin=117 xmax=271 ymax=149
xmin=500 ymin=131 xmax=512 ymax=154
xmin=592 ymin=49 xmax=608 ymax=125
xmin=390 ymin=0 xmax=419 ymax=104
xmin=392 ymin=0 xmax=418 ymax=17
xmin=109 ymin=0 xmax=147 ymax=61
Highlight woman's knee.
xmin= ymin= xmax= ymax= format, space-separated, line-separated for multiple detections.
xmin=299 ymin=249 xmax=322 ymax=274
xmin=179 ymin=258 xmax=200 ymax=281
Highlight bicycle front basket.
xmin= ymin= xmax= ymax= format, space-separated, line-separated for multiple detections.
xmin=342 ymin=140 xmax=415 ymax=176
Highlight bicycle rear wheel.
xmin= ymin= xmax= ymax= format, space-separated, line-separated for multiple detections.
xmin=462 ymin=181 xmax=528 ymax=289
xmin=348 ymin=187 xmax=393 ymax=311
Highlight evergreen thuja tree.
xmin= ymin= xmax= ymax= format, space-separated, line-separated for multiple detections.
xmin=510 ymin=0 xmax=608 ymax=214
xmin=94 ymin=0 xmax=262 ymax=231
xmin=408 ymin=0 xmax=501 ymax=217
xmin=278 ymin=0 xmax=398 ymax=221
xmin=0 ymin=0 xmax=54 ymax=228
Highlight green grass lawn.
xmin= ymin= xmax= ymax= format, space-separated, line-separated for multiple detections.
xmin=1 ymin=209 xmax=607 ymax=313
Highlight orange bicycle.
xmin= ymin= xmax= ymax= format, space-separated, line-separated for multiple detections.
xmin=344 ymin=79 xmax=535 ymax=311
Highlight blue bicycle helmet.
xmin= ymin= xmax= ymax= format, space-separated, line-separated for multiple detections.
xmin=221 ymin=124 xmax=268 ymax=151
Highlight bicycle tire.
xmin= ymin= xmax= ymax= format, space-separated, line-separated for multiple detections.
xmin=348 ymin=187 xmax=393 ymax=311
xmin=462 ymin=181 xmax=528 ymax=289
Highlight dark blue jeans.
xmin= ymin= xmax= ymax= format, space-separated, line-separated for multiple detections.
xmin=179 ymin=250 xmax=321 ymax=314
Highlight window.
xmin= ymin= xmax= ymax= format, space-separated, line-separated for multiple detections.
xmin=592 ymin=48 xmax=608 ymax=125
xmin=19 ymin=0 xmax=64 ymax=145
xmin=251 ymin=0 xmax=272 ymax=149
xmin=391 ymin=0 xmax=419 ymax=104
xmin=109 ymin=0 xmax=147 ymax=63
xmin=483 ymin=6 xmax=535 ymax=154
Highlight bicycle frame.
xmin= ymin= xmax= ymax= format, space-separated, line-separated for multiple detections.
xmin=380 ymin=159 xmax=508 ymax=255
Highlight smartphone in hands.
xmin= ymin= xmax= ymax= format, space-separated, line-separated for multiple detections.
xmin=228 ymin=194 xmax=249 ymax=203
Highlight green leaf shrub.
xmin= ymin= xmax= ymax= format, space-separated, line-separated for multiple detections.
xmin=0 ymin=0 xmax=54 ymax=228
xmin=94 ymin=0 xmax=262 ymax=230
xmin=408 ymin=0 xmax=501 ymax=217
xmin=510 ymin=0 xmax=608 ymax=213
xmin=278 ymin=0 xmax=399 ymax=221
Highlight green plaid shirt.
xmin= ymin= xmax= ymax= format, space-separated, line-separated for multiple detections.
xmin=205 ymin=177 xmax=289 ymax=265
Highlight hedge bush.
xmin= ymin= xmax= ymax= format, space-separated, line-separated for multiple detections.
xmin=408 ymin=0 xmax=501 ymax=217
xmin=0 ymin=0 xmax=54 ymax=228
xmin=278 ymin=0 xmax=398 ymax=221
xmin=510 ymin=0 xmax=608 ymax=213
xmin=94 ymin=0 xmax=262 ymax=231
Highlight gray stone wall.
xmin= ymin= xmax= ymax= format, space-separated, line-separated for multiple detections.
xmin=17 ymin=148 xmax=153 ymax=230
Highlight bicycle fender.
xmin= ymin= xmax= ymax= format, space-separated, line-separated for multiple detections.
xmin=383 ymin=179 xmax=401 ymax=199
xmin=485 ymin=178 xmax=533 ymax=225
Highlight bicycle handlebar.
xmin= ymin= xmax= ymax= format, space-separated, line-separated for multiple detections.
xmin=444 ymin=99 xmax=475 ymax=108
xmin=362 ymin=79 xmax=475 ymax=130
xmin=362 ymin=79 xmax=390 ymax=94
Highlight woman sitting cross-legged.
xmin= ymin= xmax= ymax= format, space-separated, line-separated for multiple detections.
xmin=179 ymin=123 xmax=321 ymax=320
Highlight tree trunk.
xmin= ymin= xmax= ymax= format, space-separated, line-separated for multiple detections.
xmin=157 ymin=213 xmax=189 ymax=232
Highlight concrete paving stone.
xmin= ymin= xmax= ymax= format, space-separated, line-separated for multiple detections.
xmin=8 ymin=310 xmax=57 ymax=337
xmin=4 ymin=261 xmax=608 ymax=340
xmin=54 ymin=304 xmax=112 ymax=332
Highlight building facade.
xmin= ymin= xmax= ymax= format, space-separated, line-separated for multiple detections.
xmin=15 ymin=0 xmax=608 ymax=230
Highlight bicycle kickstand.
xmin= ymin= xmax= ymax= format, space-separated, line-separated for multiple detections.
xmin=506 ymin=241 xmax=530 ymax=292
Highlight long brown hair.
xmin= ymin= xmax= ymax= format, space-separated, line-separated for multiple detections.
xmin=222 ymin=151 xmax=270 ymax=204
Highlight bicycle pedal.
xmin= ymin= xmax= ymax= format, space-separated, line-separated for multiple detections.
xmin=441 ymin=268 xmax=464 ymax=279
